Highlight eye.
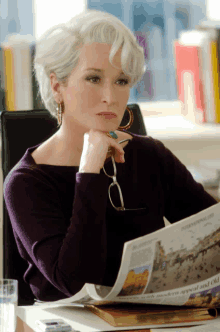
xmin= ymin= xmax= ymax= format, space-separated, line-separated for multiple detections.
xmin=86 ymin=76 xmax=100 ymax=83
xmin=118 ymin=79 xmax=130 ymax=86
xmin=85 ymin=76 xmax=130 ymax=86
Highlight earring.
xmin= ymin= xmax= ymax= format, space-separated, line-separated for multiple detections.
xmin=118 ymin=106 xmax=134 ymax=130
xmin=56 ymin=102 xmax=64 ymax=126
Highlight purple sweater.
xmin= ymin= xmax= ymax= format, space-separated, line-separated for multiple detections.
xmin=3 ymin=132 xmax=217 ymax=301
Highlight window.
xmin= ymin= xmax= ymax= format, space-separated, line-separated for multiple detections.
xmin=33 ymin=0 xmax=86 ymax=39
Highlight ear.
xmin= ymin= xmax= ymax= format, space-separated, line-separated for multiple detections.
xmin=50 ymin=72 xmax=63 ymax=103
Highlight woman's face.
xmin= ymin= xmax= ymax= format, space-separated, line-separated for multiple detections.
xmin=57 ymin=42 xmax=131 ymax=133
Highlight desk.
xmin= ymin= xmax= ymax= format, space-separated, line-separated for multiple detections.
xmin=142 ymin=114 xmax=220 ymax=168
xmin=16 ymin=305 xmax=153 ymax=332
xmin=17 ymin=317 xmax=150 ymax=332
xmin=206 ymin=187 xmax=220 ymax=202
xmin=16 ymin=305 xmax=214 ymax=332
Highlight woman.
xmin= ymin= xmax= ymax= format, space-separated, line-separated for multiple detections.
xmin=3 ymin=9 xmax=217 ymax=302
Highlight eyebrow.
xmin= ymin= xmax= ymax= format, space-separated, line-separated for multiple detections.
xmin=85 ymin=68 xmax=125 ymax=75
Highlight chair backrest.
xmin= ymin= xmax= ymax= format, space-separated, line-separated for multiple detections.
xmin=0 ymin=104 xmax=147 ymax=305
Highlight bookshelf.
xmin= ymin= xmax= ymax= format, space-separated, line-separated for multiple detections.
xmin=200 ymin=20 xmax=220 ymax=28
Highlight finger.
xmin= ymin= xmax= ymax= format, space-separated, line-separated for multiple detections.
xmin=108 ymin=141 xmax=125 ymax=163
xmin=114 ymin=149 xmax=125 ymax=163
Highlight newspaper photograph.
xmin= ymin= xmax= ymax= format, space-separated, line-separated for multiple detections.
xmin=36 ymin=202 xmax=220 ymax=308
xmin=110 ymin=202 xmax=220 ymax=307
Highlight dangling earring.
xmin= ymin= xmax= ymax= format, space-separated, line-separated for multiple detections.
xmin=56 ymin=101 xmax=64 ymax=127
xmin=118 ymin=106 xmax=134 ymax=130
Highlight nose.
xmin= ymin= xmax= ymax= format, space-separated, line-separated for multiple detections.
xmin=101 ymin=82 xmax=118 ymax=105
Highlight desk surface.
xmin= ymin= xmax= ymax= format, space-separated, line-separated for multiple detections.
xmin=205 ymin=187 xmax=220 ymax=202
xmin=17 ymin=317 xmax=151 ymax=332
xmin=17 ymin=305 xmax=152 ymax=332
xmin=17 ymin=305 xmax=216 ymax=332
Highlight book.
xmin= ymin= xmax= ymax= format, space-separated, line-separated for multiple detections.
xmin=0 ymin=45 xmax=5 ymax=111
xmin=174 ymin=34 xmax=206 ymax=124
xmin=6 ymin=35 xmax=33 ymax=111
xmin=175 ymin=29 xmax=220 ymax=124
xmin=86 ymin=303 xmax=217 ymax=327
xmin=216 ymin=28 xmax=220 ymax=116
xmin=187 ymin=29 xmax=216 ymax=124
xmin=151 ymin=316 xmax=220 ymax=331
xmin=2 ymin=44 xmax=16 ymax=111
xmin=195 ymin=25 xmax=220 ymax=124
xmin=135 ymin=31 xmax=153 ymax=100
xmin=210 ymin=30 xmax=220 ymax=123
xmin=35 ymin=203 xmax=220 ymax=328
xmin=198 ymin=21 xmax=220 ymax=124
xmin=1 ymin=35 xmax=34 ymax=111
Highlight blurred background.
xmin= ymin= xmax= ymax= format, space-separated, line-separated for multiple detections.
xmin=0 ymin=0 xmax=207 ymax=105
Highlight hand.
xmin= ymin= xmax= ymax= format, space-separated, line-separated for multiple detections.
xmin=79 ymin=129 xmax=125 ymax=173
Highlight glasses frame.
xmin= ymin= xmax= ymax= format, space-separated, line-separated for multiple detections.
xmin=103 ymin=139 xmax=146 ymax=212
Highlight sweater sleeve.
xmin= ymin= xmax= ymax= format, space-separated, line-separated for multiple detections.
xmin=152 ymin=137 xmax=217 ymax=223
xmin=3 ymin=168 xmax=109 ymax=298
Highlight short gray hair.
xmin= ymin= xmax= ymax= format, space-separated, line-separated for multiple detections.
xmin=34 ymin=9 xmax=146 ymax=120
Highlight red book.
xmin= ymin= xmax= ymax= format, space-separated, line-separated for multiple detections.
xmin=174 ymin=41 xmax=206 ymax=123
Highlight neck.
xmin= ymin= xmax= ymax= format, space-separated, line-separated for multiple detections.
xmin=54 ymin=124 xmax=85 ymax=156
xmin=53 ymin=119 xmax=115 ymax=155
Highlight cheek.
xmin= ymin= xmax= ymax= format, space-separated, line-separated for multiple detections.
xmin=119 ymin=89 xmax=130 ymax=105
xmin=65 ymin=84 xmax=90 ymax=102
xmin=84 ymin=86 xmax=100 ymax=105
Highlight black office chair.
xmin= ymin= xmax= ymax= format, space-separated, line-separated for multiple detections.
xmin=0 ymin=104 xmax=147 ymax=306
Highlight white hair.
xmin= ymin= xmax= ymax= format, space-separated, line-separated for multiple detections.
xmin=34 ymin=9 xmax=147 ymax=120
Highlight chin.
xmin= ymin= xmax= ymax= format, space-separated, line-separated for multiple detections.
xmin=96 ymin=124 xmax=119 ymax=133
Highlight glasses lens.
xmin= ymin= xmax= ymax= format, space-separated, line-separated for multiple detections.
xmin=109 ymin=182 xmax=125 ymax=210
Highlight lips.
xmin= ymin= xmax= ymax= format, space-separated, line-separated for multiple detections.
xmin=97 ymin=112 xmax=117 ymax=119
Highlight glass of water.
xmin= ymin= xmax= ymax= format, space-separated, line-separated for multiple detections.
xmin=0 ymin=279 xmax=18 ymax=332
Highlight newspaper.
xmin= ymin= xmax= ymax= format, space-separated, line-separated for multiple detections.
xmin=36 ymin=202 xmax=220 ymax=308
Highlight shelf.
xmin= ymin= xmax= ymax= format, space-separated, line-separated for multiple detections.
xmin=200 ymin=20 xmax=220 ymax=28
xmin=143 ymin=114 xmax=220 ymax=141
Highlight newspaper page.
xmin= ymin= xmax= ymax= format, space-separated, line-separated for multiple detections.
xmin=87 ymin=202 xmax=220 ymax=307
xmin=33 ymin=284 xmax=95 ymax=307
xmin=37 ymin=202 xmax=220 ymax=308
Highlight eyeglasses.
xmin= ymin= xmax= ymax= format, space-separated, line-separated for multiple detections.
xmin=103 ymin=139 xmax=146 ymax=212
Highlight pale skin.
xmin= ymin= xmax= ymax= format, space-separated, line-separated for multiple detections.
xmin=31 ymin=42 xmax=133 ymax=173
